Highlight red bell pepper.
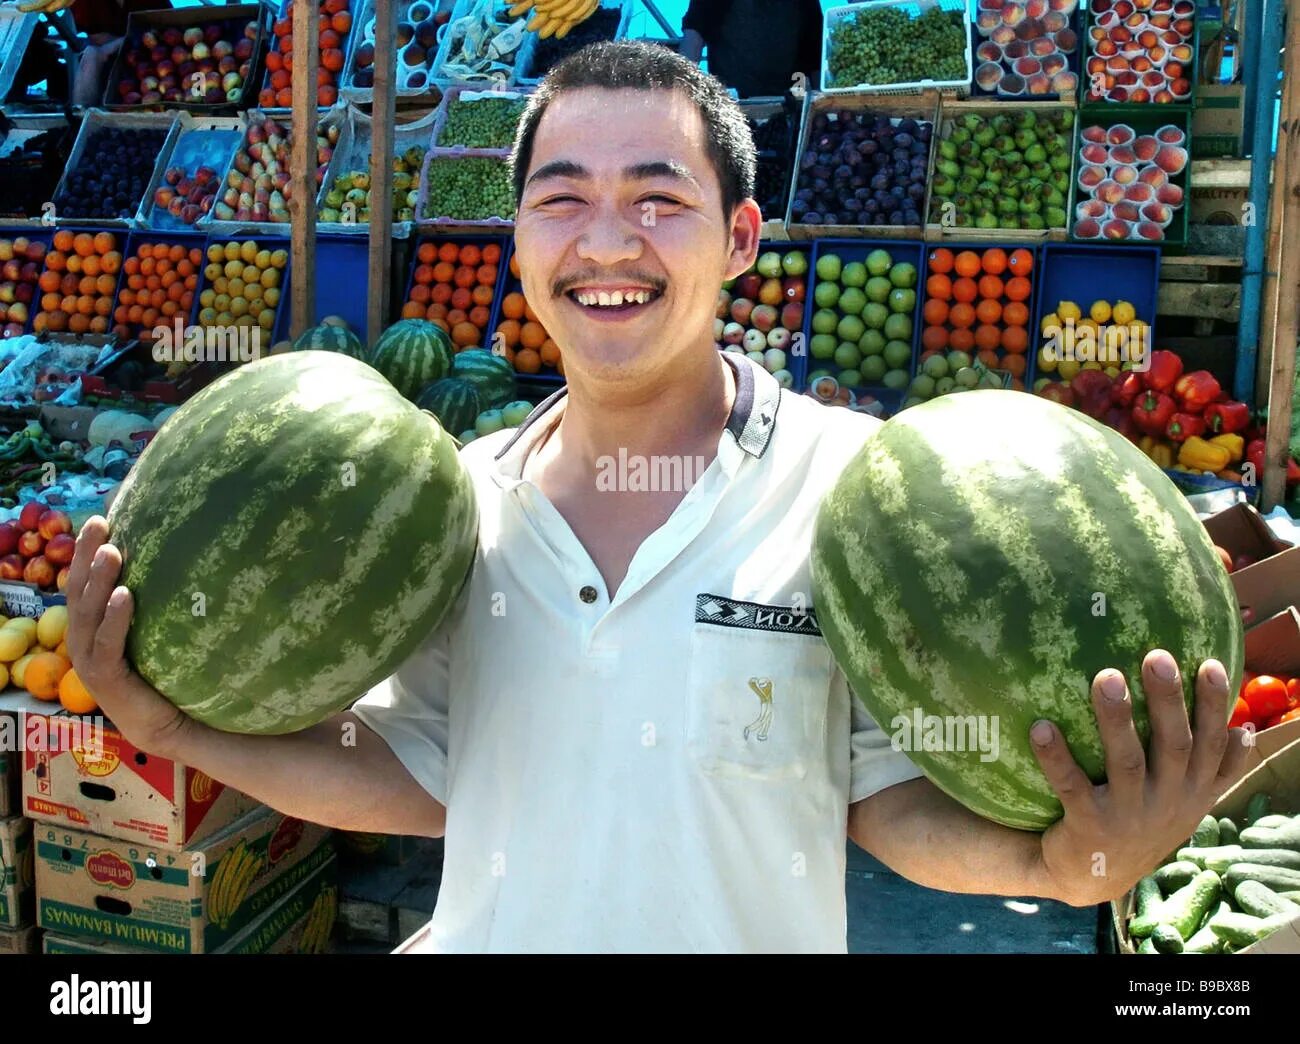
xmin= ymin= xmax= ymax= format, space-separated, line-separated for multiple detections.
xmin=1132 ymin=390 xmax=1176 ymax=436
xmin=1071 ymin=371 xmax=1113 ymax=419
xmin=1103 ymin=405 xmax=1139 ymax=442
xmin=1246 ymin=437 xmax=1300 ymax=485
xmin=1165 ymin=412 xmax=1206 ymax=442
xmin=1172 ymin=369 xmax=1221 ymax=413
xmin=1111 ymin=371 xmax=1144 ymax=407
xmin=1142 ymin=349 xmax=1183 ymax=392
xmin=1205 ymin=400 xmax=1250 ymax=434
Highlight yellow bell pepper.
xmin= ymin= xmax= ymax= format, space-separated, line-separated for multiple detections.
xmin=1139 ymin=435 xmax=1174 ymax=469
xmin=1178 ymin=436 xmax=1233 ymax=473
xmin=1209 ymin=432 xmax=1244 ymax=464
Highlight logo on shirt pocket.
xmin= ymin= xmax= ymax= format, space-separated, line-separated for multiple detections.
xmin=695 ymin=593 xmax=820 ymax=636
xmin=744 ymin=677 xmax=773 ymax=741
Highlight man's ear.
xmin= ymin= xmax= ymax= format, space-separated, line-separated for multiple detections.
xmin=723 ymin=197 xmax=763 ymax=282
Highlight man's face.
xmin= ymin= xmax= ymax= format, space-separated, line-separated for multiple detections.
xmin=514 ymin=87 xmax=760 ymax=387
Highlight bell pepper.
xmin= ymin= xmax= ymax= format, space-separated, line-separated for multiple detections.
xmin=1103 ymin=405 xmax=1138 ymax=442
xmin=1205 ymin=400 xmax=1250 ymax=434
xmin=1111 ymin=371 xmax=1144 ymax=407
xmin=1139 ymin=435 xmax=1174 ymax=469
xmin=1132 ymin=390 xmax=1176 ymax=436
xmin=1209 ymin=432 xmax=1244 ymax=464
xmin=1165 ymin=412 xmax=1206 ymax=442
xmin=1142 ymin=349 xmax=1183 ymax=392
xmin=1246 ymin=437 xmax=1300 ymax=486
xmin=1172 ymin=370 xmax=1222 ymax=413
xmin=1178 ymin=436 xmax=1233 ymax=472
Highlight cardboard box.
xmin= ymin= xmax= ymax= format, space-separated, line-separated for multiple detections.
xmin=1112 ymin=737 xmax=1300 ymax=954
xmin=42 ymin=852 xmax=338 ymax=955
xmin=1189 ymin=185 xmax=1248 ymax=227
xmin=0 ymin=712 xmax=15 ymax=818
xmin=22 ymin=710 xmax=258 ymax=849
xmin=0 ymin=815 xmax=33 ymax=929
xmin=1244 ymin=607 xmax=1300 ymax=759
xmin=35 ymin=805 xmax=334 ymax=953
xmin=0 ymin=924 xmax=39 ymax=954
xmin=1202 ymin=504 xmax=1300 ymax=626
xmin=1192 ymin=84 xmax=1245 ymax=158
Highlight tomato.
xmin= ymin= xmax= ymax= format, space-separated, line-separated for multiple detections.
xmin=1228 ymin=696 xmax=1254 ymax=729
xmin=1242 ymin=675 xmax=1290 ymax=720
xmin=1287 ymin=677 xmax=1300 ymax=710
xmin=1264 ymin=707 xmax=1300 ymax=729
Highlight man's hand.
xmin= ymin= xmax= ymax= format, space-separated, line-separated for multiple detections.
xmin=1031 ymin=649 xmax=1250 ymax=907
xmin=66 ymin=515 xmax=192 ymax=756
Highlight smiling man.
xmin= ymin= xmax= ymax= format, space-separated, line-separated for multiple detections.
xmin=67 ymin=42 xmax=1248 ymax=955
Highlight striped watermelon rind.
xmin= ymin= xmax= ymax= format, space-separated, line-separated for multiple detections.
xmin=292 ymin=323 xmax=365 ymax=359
xmin=416 ymin=377 xmax=482 ymax=436
xmin=107 ymin=350 xmax=478 ymax=735
xmin=450 ymin=348 xmax=516 ymax=409
xmin=811 ymin=389 xmax=1244 ymax=831
xmin=371 ymin=320 xmax=454 ymax=400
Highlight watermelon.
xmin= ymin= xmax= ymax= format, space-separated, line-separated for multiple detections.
xmin=811 ymin=390 xmax=1244 ymax=831
xmin=371 ymin=320 xmax=453 ymax=400
xmin=416 ymin=377 xmax=482 ymax=436
xmin=292 ymin=322 xmax=365 ymax=359
xmin=107 ymin=351 xmax=478 ymax=735
xmin=451 ymin=348 xmax=516 ymax=409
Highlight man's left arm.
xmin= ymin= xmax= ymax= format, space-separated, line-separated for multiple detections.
xmin=848 ymin=651 xmax=1251 ymax=907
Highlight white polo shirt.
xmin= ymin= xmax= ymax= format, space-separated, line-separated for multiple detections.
xmin=352 ymin=354 xmax=923 ymax=953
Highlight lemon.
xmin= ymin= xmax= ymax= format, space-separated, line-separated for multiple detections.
xmin=0 ymin=628 xmax=29 ymax=663
xmin=36 ymin=605 xmax=68 ymax=650
xmin=1076 ymin=318 xmax=1100 ymax=335
xmin=1089 ymin=299 xmax=1113 ymax=324
xmin=1082 ymin=361 xmax=1104 ymax=371
xmin=0 ymin=662 xmax=8 ymax=690
xmin=1040 ymin=312 xmax=1061 ymax=335
xmin=206 ymin=243 xmax=225 ymax=264
xmin=1104 ymin=366 xmax=1121 ymax=378
xmin=1112 ymin=300 xmax=1136 ymax=325
xmin=4 ymin=617 xmax=38 ymax=645
xmin=240 ymin=240 xmax=258 ymax=265
xmin=1036 ymin=347 xmax=1058 ymax=374
xmin=11 ymin=652 xmax=35 ymax=689
xmin=222 ymin=241 xmax=241 ymax=263
xmin=223 ymin=259 xmax=243 ymax=279
xmin=1057 ymin=358 xmax=1082 ymax=381
xmin=255 ymin=250 xmax=272 ymax=269
xmin=1057 ymin=300 xmax=1082 ymax=322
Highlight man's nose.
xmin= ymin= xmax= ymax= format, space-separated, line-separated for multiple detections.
xmin=574 ymin=204 xmax=644 ymax=267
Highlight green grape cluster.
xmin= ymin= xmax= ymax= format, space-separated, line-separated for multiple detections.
xmin=437 ymin=97 xmax=527 ymax=149
xmin=828 ymin=7 xmax=968 ymax=88
xmin=422 ymin=157 xmax=516 ymax=221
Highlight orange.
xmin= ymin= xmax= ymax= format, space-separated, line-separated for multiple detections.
xmin=951 ymin=277 xmax=978 ymax=304
xmin=320 ymin=28 xmax=342 ymax=49
xmin=331 ymin=11 xmax=352 ymax=33
xmin=410 ymin=283 xmax=431 ymax=305
xmin=948 ymin=328 xmax=974 ymax=352
xmin=123 ymin=256 xmax=140 ymax=276
xmin=317 ymin=85 xmax=337 ymax=107
xmin=322 ymin=48 xmax=345 ymax=73
xmin=1004 ymin=277 xmax=1031 ymax=302
xmin=45 ymin=251 xmax=66 ymax=272
xmin=927 ymin=248 xmax=954 ymax=274
xmin=540 ymin=338 xmax=561 ymax=367
xmin=519 ymin=321 xmax=547 ymax=351
xmin=52 ymin=230 xmax=73 ymax=252
xmin=450 ymin=287 xmax=472 ymax=311
xmin=1003 ymin=301 xmax=1029 ymax=327
xmin=59 ymin=668 xmax=97 ymax=715
xmin=82 ymin=254 xmax=100 ymax=277
xmin=78 ymin=275 xmax=98 ymax=296
xmin=65 ymin=253 xmax=82 ymax=275
xmin=471 ymin=284 xmax=494 ymax=307
xmin=459 ymin=244 xmax=482 ymax=267
xmin=468 ymin=305 xmax=490 ymax=329
xmin=401 ymin=300 xmax=426 ymax=319
xmin=95 ymin=297 xmax=113 ymax=317
xmin=38 ymin=270 xmax=60 ymax=293
xmin=76 ymin=295 xmax=95 ymax=315
xmin=270 ymin=69 xmax=290 ymax=91
xmin=266 ymin=50 xmax=283 ymax=73
xmin=276 ymin=87 xmax=293 ymax=107
xmin=977 ymin=349 xmax=1001 ymax=369
xmin=432 ymin=261 xmax=455 ymax=283
xmin=921 ymin=325 xmax=949 ymax=352
xmin=974 ymin=324 xmax=1001 ymax=352
xmin=509 ymin=253 xmax=520 ymax=279
xmin=977 ymin=274 xmax=1004 ymax=301
xmin=101 ymin=251 xmax=121 ymax=274
xmin=417 ymin=242 xmax=437 ymax=264
xmin=981 ymin=248 xmax=1007 ymax=275
xmin=922 ymin=298 xmax=949 ymax=326
xmin=948 ymin=302 xmax=976 ymax=329
xmin=476 ymin=264 xmax=497 ymax=287
xmin=497 ymin=319 xmax=521 ymax=347
xmin=438 ymin=242 xmax=459 ymax=263
xmin=975 ymin=298 xmax=1002 ymax=325
xmin=953 ymin=250 xmax=981 ymax=278
xmin=25 ymin=652 xmax=70 ymax=701
xmin=93 ymin=232 xmax=114 ymax=255
xmin=96 ymin=274 xmax=116 ymax=296
xmin=446 ymin=308 xmax=467 ymax=327
xmin=1001 ymin=326 xmax=1029 ymax=354
xmin=523 ymin=300 xmax=540 ymax=323
xmin=514 ymin=348 xmax=542 ymax=374
xmin=1007 ymin=248 xmax=1034 ymax=276
xmin=482 ymin=243 xmax=501 ymax=265
xmin=500 ymin=292 xmax=526 ymax=320
xmin=40 ymin=292 xmax=60 ymax=312
xmin=453 ymin=266 xmax=475 ymax=289
xmin=425 ymin=302 xmax=448 ymax=321
xmin=169 ymin=244 xmax=185 ymax=264
xmin=430 ymin=317 xmax=450 ymax=333
xmin=430 ymin=283 xmax=452 ymax=305
xmin=451 ymin=321 xmax=480 ymax=348
xmin=1002 ymin=354 xmax=1027 ymax=378
xmin=925 ymin=273 xmax=952 ymax=300
xmin=414 ymin=264 xmax=435 ymax=285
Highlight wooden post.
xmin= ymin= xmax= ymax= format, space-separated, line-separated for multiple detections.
xmin=1261 ymin=8 xmax=1298 ymax=510
xmin=289 ymin=0 xmax=320 ymax=340
xmin=367 ymin=0 xmax=397 ymax=347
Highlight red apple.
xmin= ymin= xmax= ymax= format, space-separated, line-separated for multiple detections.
xmin=17 ymin=530 xmax=44 ymax=558
xmin=734 ymin=273 xmax=763 ymax=301
xmin=23 ymin=555 xmax=54 ymax=589
xmin=0 ymin=554 xmax=24 ymax=580
xmin=37 ymin=509 xmax=72 ymax=540
xmin=781 ymin=277 xmax=805 ymax=303
xmin=18 ymin=501 xmax=44 ymax=531
xmin=56 ymin=566 xmax=70 ymax=592
xmin=0 ymin=521 xmax=19 ymax=555
xmin=44 ymin=532 xmax=76 ymax=567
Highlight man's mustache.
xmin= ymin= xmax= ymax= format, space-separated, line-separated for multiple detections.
xmin=551 ymin=271 xmax=669 ymax=298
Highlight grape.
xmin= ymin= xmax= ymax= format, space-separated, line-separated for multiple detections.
xmin=827 ymin=7 xmax=968 ymax=89
xmin=437 ymin=97 xmax=526 ymax=150
xmin=422 ymin=157 xmax=515 ymax=221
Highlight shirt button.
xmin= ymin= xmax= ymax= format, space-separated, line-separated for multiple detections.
xmin=579 ymin=585 xmax=598 ymax=604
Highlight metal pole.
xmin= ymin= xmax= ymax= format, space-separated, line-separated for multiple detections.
xmin=639 ymin=0 xmax=682 ymax=40
xmin=1234 ymin=0 xmax=1284 ymax=404
xmin=289 ymin=0 xmax=319 ymax=340
xmin=367 ymin=0 xmax=397 ymax=347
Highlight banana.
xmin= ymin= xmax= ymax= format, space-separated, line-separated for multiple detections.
xmin=546 ymin=0 xmax=588 ymax=20
xmin=538 ymin=16 xmax=559 ymax=39
xmin=227 ymin=851 xmax=262 ymax=923
xmin=208 ymin=845 xmax=237 ymax=926
xmin=508 ymin=0 xmax=536 ymax=16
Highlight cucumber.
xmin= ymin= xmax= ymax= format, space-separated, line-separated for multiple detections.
xmin=1280 ymin=891 xmax=1300 ymax=903
xmin=1154 ymin=860 xmax=1201 ymax=893
xmin=1233 ymin=880 xmax=1300 ymax=919
xmin=1245 ymin=792 xmax=1272 ymax=825
xmin=1150 ymin=923 xmax=1184 ymax=953
xmin=1137 ymin=937 xmax=1159 ymax=954
xmin=1251 ymin=814 xmax=1295 ymax=829
xmin=1218 ymin=817 xmax=1239 ymax=845
xmin=1183 ymin=901 xmax=1230 ymax=954
xmin=1223 ymin=863 xmax=1300 ymax=893
xmin=1190 ymin=813 xmax=1220 ymax=848
xmin=1209 ymin=910 xmax=1294 ymax=947
xmin=1177 ymin=845 xmax=1243 ymax=869
xmin=1205 ymin=848 xmax=1300 ymax=874
xmin=1240 ymin=822 xmax=1300 ymax=852
xmin=1159 ymin=869 xmax=1222 ymax=941
xmin=1128 ymin=875 xmax=1166 ymax=938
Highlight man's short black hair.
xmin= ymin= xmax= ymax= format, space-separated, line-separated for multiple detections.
xmin=510 ymin=41 xmax=757 ymax=217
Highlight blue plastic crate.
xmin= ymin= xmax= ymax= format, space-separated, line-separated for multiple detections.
xmin=718 ymin=240 xmax=811 ymax=395
xmin=0 ymin=227 xmax=54 ymax=337
xmin=189 ymin=231 xmax=292 ymax=349
xmin=491 ymin=235 xmax=558 ymax=385
xmin=402 ymin=233 xmax=511 ymax=354
xmin=116 ymin=230 xmax=208 ymax=340
xmin=804 ymin=238 xmax=925 ymax=403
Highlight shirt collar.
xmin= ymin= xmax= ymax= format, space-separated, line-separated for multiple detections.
xmin=492 ymin=352 xmax=782 ymax=483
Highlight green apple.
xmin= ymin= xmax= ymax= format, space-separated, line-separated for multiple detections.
xmin=475 ymin=409 xmax=506 ymax=436
xmin=807 ymin=368 xmax=833 ymax=385
xmin=865 ymin=249 xmax=893 ymax=277
xmin=838 ymin=287 xmax=867 ymax=316
xmin=836 ymin=314 xmax=866 ymax=343
xmin=813 ymin=281 xmax=841 ymax=309
xmin=782 ymin=250 xmax=808 ymax=276
xmin=833 ymin=342 xmax=862 ymax=370
xmin=883 ymin=339 xmax=912 ymax=369
xmin=909 ymin=374 xmax=935 ymax=399
xmin=888 ymin=288 xmax=916 ymax=314
xmin=954 ymin=366 xmax=980 ymax=389
xmin=837 ymin=368 xmax=862 ymax=388
xmin=1033 ymin=377 xmax=1052 ymax=392
xmin=881 ymin=368 xmax=909 ymax=390
xmin=858 ymin=328 xmax=886 ymax=356
xmin=841 ymin=261 xmax=868 ymax=288
xmin=815 ymin=253 xmax=842 ymax=281
xmin=458 ymin=429 xmax=478 ymax=443
xmin=921 ymin=354 xmax=949 ymax=379
xmin=883 ymin=313 xmax=912 ymax=342
xmin=889 ymin=262 xmax=917 ymax=288
xmin=756 ymin=251 xmax=783 ymax=278
xmin=861 ymin=301 xmax=889 ymax=330
xmin=810 ymin=333 xmax=838 ymax=359
xmin=934 ymin=376 xmax=956 ymax=395
xmin=901 ymin=396 xmax=925 ymax=410
xmin=865 ymin=276 xmax=892 ymax=304
xmin=947 ymin=350 xmax=973 ymax=371
xmin=811 ymin=309 xmax=839 ymax=335
xmin=501 ymin=400 xmax=533 ymax=427
xmin=859 ymin=354 xmax=887 ymax=382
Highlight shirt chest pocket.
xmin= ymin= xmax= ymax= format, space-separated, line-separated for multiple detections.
xmin=685 ymin=625 xmax=833 ymax=781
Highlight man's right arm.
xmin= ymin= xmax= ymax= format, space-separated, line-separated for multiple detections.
xmin=67 ymin=517 xmax=446 ymax=838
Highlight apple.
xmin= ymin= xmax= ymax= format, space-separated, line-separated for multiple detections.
xmin=56 ymin=566 xmax=70 ymax=592
xmin=37 ymin=511 xmax=71 ymax=542
xmin=713 ymin=317 xmax=725 ymax=341
xmin=729 ymin=298 xmax=755 ymax=325
xmin=0 ymin=554 xmax=23 ymax=580
xmin=0 ymin=521 xmax=19 ymax=555
xmin=1 ymin=260 xmax=19 ymax=281
xmin=750 ymin=304 xmax=778 ymax=332
xmin=742 ymin=329 xmax=767 ymax=353
xmin=715 ymin=290 xmax=731 ymax=319
xmin=781 ymin=277 xmax=805 ymax=303
xmin=23 ymin=555 xmax=54 ymax=589
xmin=182 ymin=26 xmax=203 ymax=47
xmin=779 ymin=302 xmax=803 ymax=331
xmin=734 ymin=273 xmax=763 ymax=301
xmin=17 ymin=530 xmax=43 ymax=558
xmin=474 ymin=409 xmax=505 ymax=437
xmin=763 ymin=348 xmax=787 ymax=373
xmin=722 ymin=321 xmax=746 ymax=345
xmin=18 ymin=501 xmax=43 ymax=531
xmin=500 ymin=401 xmax=533 ymax=428
xmin=745 ymin=350 xmax=766 ymax=366
xmin=2 ymin=323 xmax=23 ymax=339
xmin=0 ymin=283 xmax=14 ymax=305
xmin=766 ymin=327 xmax=792 ymax=351
xmin=755 ymin=251 xmax=783 ymax=278
xmin=781 ymin=251 xmax=808 ymax=277
xmin=758 ymin=278 xmax=783 ymax=306
xmin=44 ymin=532 xmax=75 ymax=566
xmin=6 ymin=302 xmax=26 ymax=325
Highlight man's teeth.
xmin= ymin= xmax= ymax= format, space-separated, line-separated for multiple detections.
xmin=574 ymin=290 xmax=653 ymax=307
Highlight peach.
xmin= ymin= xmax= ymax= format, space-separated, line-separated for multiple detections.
xmin=1110 ymin=85 xmax=1130 ymax=101
xmin=1081 ymin=142 xmax=1110 ymax=164
xmin=1128 ymin=87 xmax=1151 ymax=102
xmin=1112 ymin=164 xmax=1139 ymax=186
xmin=1110 ymin=144 xmax=1138 ymax=165
xmin=991 ymin=24 xmax=1017 ymax=44
xmin=1135 ymin=221 xmax=1165 ymax=241
xmin=1097 ymin=9 xmax=1120 ymax=28
xmin=1106 ymin=55 xmax=1130 ymax=73
xmin=1015 ymin=56 xmax=1042 ymax=75
xmin=976 ymin=62 xmax=1003 ymax=89
xmin=1133 ymin=135 xmax=1159 ymax=162
xmin=1096 ymin=38 xmax=1118 ymax=56
xmin=977 ymin=40 xmax=1003 ymax=62
xmin=1051 ymin=70 xmax=1078 ymax=93
xmin=1114 ymin=0 xmax=1135 ymax=14
xmin=1153 ymin=88 xmax=1175 ymax=103
xmin=1026 ymin=0 xmax=1048 ymax=17
xmin=1079 ymin=164 xmax=1108 ymax=188
xmin=1078 ymin=198 xmax=1108 ymax=219
xmin=1090 ymin=25 xmax=1107 ymax=42
xmin=1016 ymin=19 xmax=1045 ymax=39
xmin=1050 ymin=0 xmax=1078 ymax=10
xmin=1097 ymin=179 xmax=1126 ymax=205
xmin=1164 ymin=60 xmax=1183 ymax=78
xmin=1112 ymin=201 xmax=1141 ymax=222
xmin=1027 ymin=72 xmax=1053 ymax=94
xmin=1171 ymin=42 xmax=1193 ymax=60
xmin=1123 ymin=182 xmax=1155 ymax=203
xmin=1031 ymin=36 xmax=1057 ymax=56
xmin=1056 ymin=27 xmax=1077 ymax=50
xmin=1075 ymin=217 xmax=1102 ymax=238
xmin=1094 ymin=0 xmax=1114 ymax=10
xmin=999 ymin=72 xmax=1026 ymax=94
xmin=1087 ymin=55 xmax=1106 ymax=74
xmin=1173 ymin=17 xmax=1194 ymax=36
xmin=1106 ymin=124 xmax=1135 ymax=145
xmin=1103 ymin=218 xmax=1133 ymax=239
xmin=1002 ymin=2 xmax=1026 ymax=24
xmin=1142 ymin=202 xmax=1173 ymax=225
xmin=978 ymin=9 xmax=1002 ymax=32
xmin=1156 ymin=182 xmax=1184 ymax=206
xmin=1143 ymin=69 xmax=1166 ymax=87
xmin=1006 ymin=40 xmax=1030 ymax=58
xmin=1138 ymin=165 xmax=1169 ymax=187
xmin=1148 ymin=44 xmax=1167 ymax=61
xmin=1042 ymin=52 xmax=1067 ymax=75
xmin=1110 ymin=26 xmax=1132 ymax=44
xmin=1160 ymin=29 xmax=1182 ymax=45
xmin=1043 ymin=11 xmax=1068 ymax=32
xmin=1117 ymin=70 xmax=1139 ymax=85
xmin=1149 ymin=13 xmax=1172 ymax=28
xmin=1137 ymin=29 xmax=1159 ymax=49
xmin=1169 ymin=76 xmax=1191 ymax=97
xmin=1082 ymin=124 xmax=1108 ymax=144
xmin=1154 ymin=144 xmax=1188 ymax=174
xmin=1125 ymin=11 xmax=1146 ymax=28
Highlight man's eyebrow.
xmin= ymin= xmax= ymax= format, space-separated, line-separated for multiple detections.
xmin=525 ymin=159 xmax=701 ymax=190
xmin=526 ymin=160 xmax=589 ymax=187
